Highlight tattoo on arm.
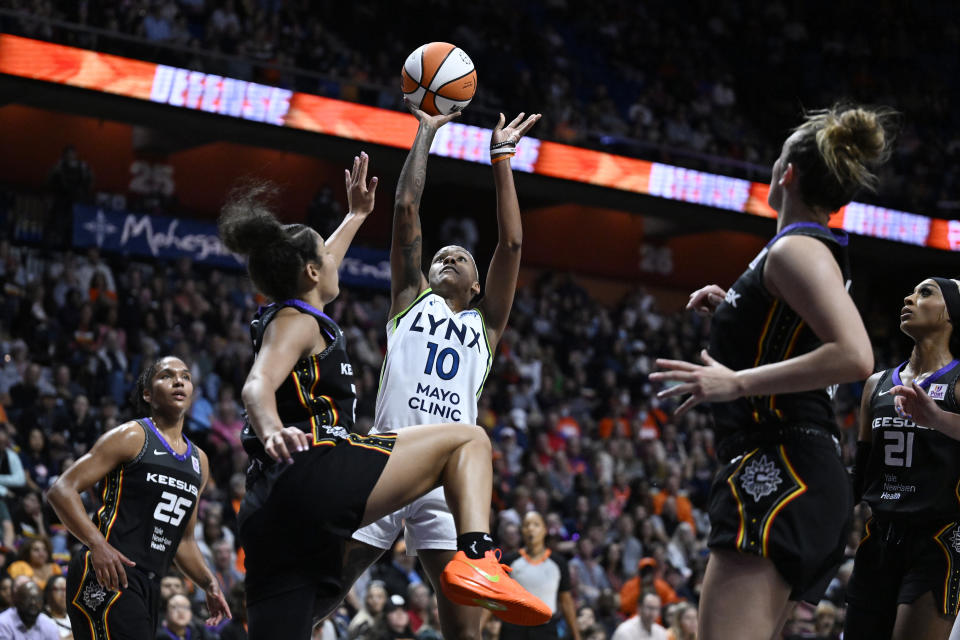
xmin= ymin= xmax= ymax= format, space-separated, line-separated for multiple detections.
xmin=393 ymin=127 xmax=435 ymax=290
xmin=396 ymin=128 xmax=434 ymax=209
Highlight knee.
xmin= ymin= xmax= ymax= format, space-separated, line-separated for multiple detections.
xmin=465 ymin=424 xmax=490 ymax=449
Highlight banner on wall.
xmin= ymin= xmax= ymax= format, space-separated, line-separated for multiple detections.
xmin=71 ymin=205 xmax=391 ymax=287
xmin=4 ymin=34 xmax=957 ymax=252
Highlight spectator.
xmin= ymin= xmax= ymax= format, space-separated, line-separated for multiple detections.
xmin=11 ymin=492 xmax=50 ymax=543
xmin=347 ymin=580 xmax=388 ymax=639
xmin=41 ymin=575 xmax=70 ymax=640
xmin=665 ymin=602 xmax=696 ymax=640
xmin=813 ymin=600 xmax=839 ymax=640
xmin=0 ymin=580 xmax=59 ymax=639
xmin=207 ymin=539 xmax=243 ymax=602
xmin=611 ymin=592 xmax=667 ymax=640
xmin=7 ymin=538 xmax=62 ymax=590
xmin=159 ymin=573 xmax=186 ymax=610
xmin=405 ymin=583 xmax=430 ymax=633
xmin=156 ymin=593 xmax=213 ymax=640
xmin=370 ymin=541 xmax=423 ymax=600
xmin=0 ymin=576 xmax=12 ymax=612
xmin=47 ymin=146 xmax=93 ymax=207
xmin=373 ymin=594 xmax=415 ymax=640
xmin=19 ymin=428 xmax=53 ymax=493
xmin=619 ymin=559 xmax=680 ymax=618
xmin=0 ymin=427 xmax=26 ymax=511
xmin=568 ymin=538 xmax=609 ymax=607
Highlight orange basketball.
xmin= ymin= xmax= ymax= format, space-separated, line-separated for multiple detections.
xmin=401 ymin=42 xmax=477 ymax=116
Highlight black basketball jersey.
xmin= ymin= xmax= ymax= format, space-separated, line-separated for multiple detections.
xmin=94 ymin=418 xmax=202 ymax=575
xmin=241 ymin=299 xmax=358 ymax=463
xmin=862 ymin=361 xmax=960 ymax=521
xmin=708 ymin=222 xmax=850 ymax=440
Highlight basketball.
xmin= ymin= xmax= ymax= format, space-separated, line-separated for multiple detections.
xmin=401 ymin=42 xmax=477 ymax=116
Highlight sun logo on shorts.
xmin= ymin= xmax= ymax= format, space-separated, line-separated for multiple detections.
xmin=82 ymin=582 xmax=108 ymax=610
xmin=950 ymin=528 xmax=960 ymax=554
xmin=740 ymin=455 xmax=782 ymax=502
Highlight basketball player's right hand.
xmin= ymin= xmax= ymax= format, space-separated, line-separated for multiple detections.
xmin=687 ymin=284 xmax=727 ymax=315
xmin=264 ymin=427 xmax=311 ymax=465
xmin=403 ymin=97 xmax=461 ymax=129
xmin=345 ymin=151 xmax=378 ymax=217
xmin=90 ymin=540 xmax=135 ymax=591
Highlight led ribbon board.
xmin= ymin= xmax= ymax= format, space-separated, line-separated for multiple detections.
xmin=1 ymin=34 xmax=957 ymax=251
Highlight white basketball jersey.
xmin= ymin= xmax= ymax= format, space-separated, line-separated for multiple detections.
xmin=372 ymin=289 xmax=492 ymax=434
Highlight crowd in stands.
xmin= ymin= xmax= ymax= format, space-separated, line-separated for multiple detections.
xmin=0 ymin=214 xmax=900 ymax=638
xmin=2 ymin=0 xmax=959 ymax=216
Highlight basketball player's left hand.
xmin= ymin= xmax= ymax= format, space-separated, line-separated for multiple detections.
xmin=891 ymin=380 xmax=943 ymax=429
xmin=345 ymin=151 xmax=378 ymax=217
xmin=491 ymin=112 xmax=542 ymax=145
xmin=651 ymin=350 xmax=743 ymax=417
xmin=204 ymin=584 xmax=232 ymax=625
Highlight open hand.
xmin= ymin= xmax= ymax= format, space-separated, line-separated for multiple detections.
xmin=345 ymin=151 xmax=378 ymax=217
xmin=491 ymin=112 xmax=541 ymax=146
xmin=650 ymin=350 xmax=744 ymax=417
xmin=403 ymin=98 xmax=461 ymax=129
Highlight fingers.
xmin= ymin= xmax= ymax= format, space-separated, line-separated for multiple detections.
xmin=119 ymin=551 xmax=136 ymax=567
xmin=516 ymin=113 xmax=541 ymax=137
xmin=653 ymin=358 xmax=700 ymax=372
xmin=358 ymin=151 xmax=368 ymax=183
xmin=649 ymin=371 xmax=696 ymax=385
xmin=700 ymin=350 xmax=717 ymax=365
xmin=101 ymin=563 xmax=119 ymax=591
xmin=265 ymin=433 xmax=293 ymax=465
xmin=507 ymin=112 xmax=525 ymax=130
xmin=439 ymin=110 xmax=463 ymax=125
xmin=889 ymin=385 xmax=914 ymax=398
xmin=494 ymin=112 xmax=505 ymax=131
xmin=674 ymin=394 xmax=701 ymax=418
xmin=402 ymin=97 xmax=422 ymax=117
xmin=368 ymin=175 xmax=379 ymax=194
xmin=656 ymin=383 xmax=697 ymax=399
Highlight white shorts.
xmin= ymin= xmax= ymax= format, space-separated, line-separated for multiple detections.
xmin=353 ymin=486 xmax=457 ymax=554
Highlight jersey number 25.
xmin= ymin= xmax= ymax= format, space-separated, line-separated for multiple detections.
xmin=154 ymin=491 xmax=193 ymax=526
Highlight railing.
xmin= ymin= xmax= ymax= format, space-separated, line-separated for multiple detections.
xmin=0 ymin=7 xmax=773 ymax=182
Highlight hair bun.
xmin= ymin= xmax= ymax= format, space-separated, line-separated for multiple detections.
xmin=814 ymin=105 xmax=896 ymax=194
xmin=218 ymin=182 xmax=285 ymax=257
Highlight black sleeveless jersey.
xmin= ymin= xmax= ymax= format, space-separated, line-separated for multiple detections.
xmin=241 ymin=299 xmax=358 ymax=463
xmin=94 ymin=418 xmax=202 ymax=575
xmin=708 ymin=222 xmax=850 ymax=440
xmin=862 ymin=361 xmax=960 ymax=521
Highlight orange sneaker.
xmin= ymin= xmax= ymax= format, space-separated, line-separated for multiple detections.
xmin=440 ymin=549 xmax=552 ymax=626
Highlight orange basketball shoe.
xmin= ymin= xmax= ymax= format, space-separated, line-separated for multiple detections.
xmin=440 ymin=549 xmax=552 ymax=626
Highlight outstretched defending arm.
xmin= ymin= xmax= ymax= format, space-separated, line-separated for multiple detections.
xmin=389 ymin=101 xmax=460 ymax=319
xmin=324 ymin=152 xmax=379 ymax=269
xmin=480 ymin=112 xmax=541 ymax=347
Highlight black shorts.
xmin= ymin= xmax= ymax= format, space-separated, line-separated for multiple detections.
xmin=845 ymin=517 xmax=960 ymax=638
xmin=67 ymin=549 xmax=161 ymax=640
xmin=708 ymin=428 xmax=852 ymax=602
xmin=239 ymin=431 xmax=395 ymax=606
xmin=500 ymin=619 xmax=558 ymax=640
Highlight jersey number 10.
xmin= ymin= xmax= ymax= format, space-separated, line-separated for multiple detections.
xmin=424 ymin=342 xmax=460 ymax=380
xmin=884 ymin=431 xmax=915 ymax=468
